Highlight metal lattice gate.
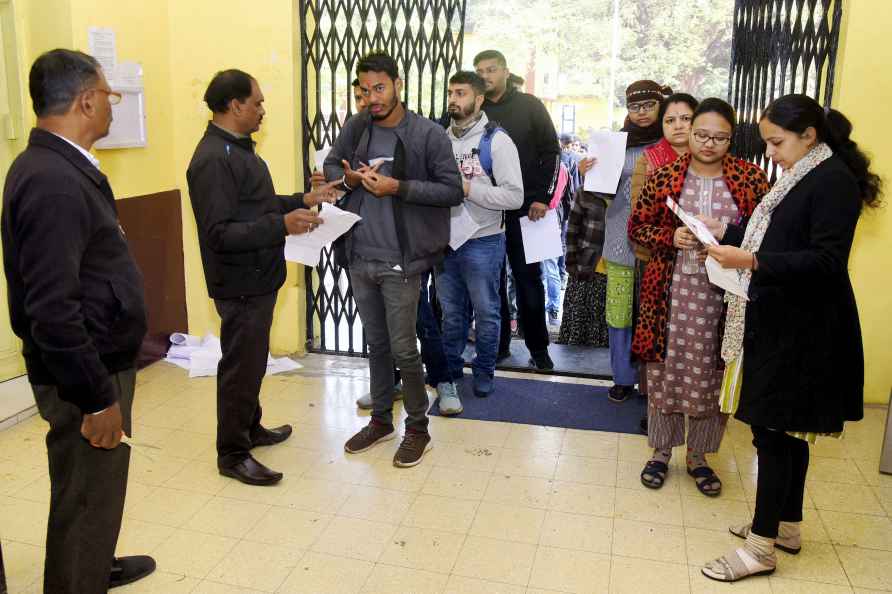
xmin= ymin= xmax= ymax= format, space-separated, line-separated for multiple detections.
xmin=299 ymin=0 xmax=468 ymax=355
xmin=728 ymin=0 xmax=844 ymax=176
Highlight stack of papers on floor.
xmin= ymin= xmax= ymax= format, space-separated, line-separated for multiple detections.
xmin=165 ymin=333 xmax=302 ymax=378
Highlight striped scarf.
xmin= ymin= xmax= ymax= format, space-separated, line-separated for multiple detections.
xmin=721 ymin=142 xmax=833 ymax=363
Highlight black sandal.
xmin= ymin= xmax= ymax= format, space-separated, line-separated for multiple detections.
xmin=688 ymin=465 xmax=722 ymax=497
xmin=640 ymin=460 xmax=668 ymax=489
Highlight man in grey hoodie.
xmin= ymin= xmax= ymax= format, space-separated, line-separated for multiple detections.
xmin=435 ymin=71 xmax=524 ymax=411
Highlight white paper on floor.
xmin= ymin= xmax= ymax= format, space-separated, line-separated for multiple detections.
xmin=165 ymin=332 xmax=302 ymax=378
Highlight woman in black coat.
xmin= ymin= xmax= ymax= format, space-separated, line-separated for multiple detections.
xmin=697 ymin=94 xmax=882 ymax=582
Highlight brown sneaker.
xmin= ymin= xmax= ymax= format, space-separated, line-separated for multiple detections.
xmin=345 ymin=421 xmax=396 ymax=454
xmin=393 ymin=431 xmax=432 ymax=468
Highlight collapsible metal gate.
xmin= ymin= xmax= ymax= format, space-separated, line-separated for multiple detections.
xmin=299 ymin=0 xmax=467 ymax=355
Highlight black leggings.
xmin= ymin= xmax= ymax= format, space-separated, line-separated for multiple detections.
xmin=751 ymin=426 xmax=810 ymax=538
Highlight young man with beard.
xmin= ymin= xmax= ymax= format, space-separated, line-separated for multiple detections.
xmin=324 ymin=51 xmax=463 ymax=467
xmin=474 ymin=50 xmax=560 ymax=370
xmin=434 ymin=71 xmax=523 ymax=412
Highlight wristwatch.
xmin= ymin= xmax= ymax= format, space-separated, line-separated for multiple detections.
xmin=341 ymin=175 xmax=353 ymax=192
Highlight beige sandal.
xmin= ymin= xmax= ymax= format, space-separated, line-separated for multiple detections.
xmin=730 ymin=523 xmax=801 ymax=555
xmin=701 ymin=547 xmax=776 ymax=582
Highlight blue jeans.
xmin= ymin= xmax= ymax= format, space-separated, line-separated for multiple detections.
xmin=436 ymin=234 xmax=505 ymax=383
xmin=417 ymin=271 xmax=450 ymax=386
xmin=542 ymin=257 xmax=562 ymax=315
xmin=608 ymin=326 xmax=638 ymax=386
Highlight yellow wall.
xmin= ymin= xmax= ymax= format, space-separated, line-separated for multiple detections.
xmin=835 ymin=0 xmax=892 ymax=405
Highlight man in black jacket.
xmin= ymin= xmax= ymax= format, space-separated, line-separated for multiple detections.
xmin=324 ymin=51 xmax=463 ymax=468
xmin=187 ymin=69 xmax=335 ymax=486
xmin=2 ymin=49 xmax=155 ymax=593
xmin=475 ymin=50 xmax=561 ymax=370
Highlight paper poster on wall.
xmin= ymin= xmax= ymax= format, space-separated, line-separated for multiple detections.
xmin=88 ymin=27 xmax=116 ymax=74
xmin=94 ymin=62 xmax=147 ymax=150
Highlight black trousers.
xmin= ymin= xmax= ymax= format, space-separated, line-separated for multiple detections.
xmin=214 ymin=292 xmax=277 ymax=468
xmin=499 ymin=215 xmax=549 ymax=355
xmin=32 ymin=368 xmax=135 ymax=594
xmin=751 ymin=426 xmax=809 ymax=538
xmin=0 ymin=539 xmax=7 ymax=594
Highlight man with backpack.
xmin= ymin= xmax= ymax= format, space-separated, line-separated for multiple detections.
xmin=435 ymin=71 xmax=523 ymax=410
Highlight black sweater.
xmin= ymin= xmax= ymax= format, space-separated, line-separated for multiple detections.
xmin=482 ymin=86 xmax=560 ymax=216
xmin=2 ymin=129 xmax=147 ymax=413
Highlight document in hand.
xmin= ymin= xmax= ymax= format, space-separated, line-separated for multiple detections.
xmin=314 ymin=147 xmax=331 ymax=172
xmin=284 ymin=202 xmax=361 ymax=266
xmin=583 ymin=131 xmax=628 ymax=194
xmin=449 ymin=206 xmax=482 ymax=251
xmin=665 ymin=197 xmax=748 ymax=299
xmin=519 ymin=208 xmax=563 ymax=264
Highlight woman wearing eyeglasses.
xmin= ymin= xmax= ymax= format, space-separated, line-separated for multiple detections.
xmin=579 ymin=80 xmax=671 ymax=404
xmin=697 ymin=95 xmax=881 ymax=582
xmin=628 ymin=98 xmax=770 ymax=497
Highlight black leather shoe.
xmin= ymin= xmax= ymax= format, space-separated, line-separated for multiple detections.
xmin=251 ymin=424 xmax=293 ymax=447
xmin=529 ymin=350 xmax=554 ymax=371
xmin=109 ymin=555 xmax=156 ymax=589
xmin=219 ymin=456 xmax=283 ymax=486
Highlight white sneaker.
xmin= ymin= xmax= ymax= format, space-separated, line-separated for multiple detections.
xmin=356 ymin=382 xmax=403 ymax=410
xmin=436 ymin=381 xmax=463 ymax=415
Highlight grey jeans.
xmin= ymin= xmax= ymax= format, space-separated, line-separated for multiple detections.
xmin=350 ymin=258 xmax=429 ymax=432
xmin=32 ymin=368 xmax=135 ymax=594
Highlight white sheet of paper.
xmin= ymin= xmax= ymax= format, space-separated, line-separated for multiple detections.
xmin=705 ymin=256 xmax=749 ymax=299
xmin=166 ymin=333 xmax=303 ymax=377
xmin=666 ymin=197 xmax=719 ymax=246
xmin=369 ymin=157 xmax=394 ymax=167
xmin=88 ymin=27 xmax=116 ymax=73
xmin=314 ymin=147 xmax=331 ymax=172
xmin=284 ymin=202 xmax=361 ymax=266
xmin=519 ymin=209 xmax=563 ymax=264
xmin=583 ymin=131 xmax=628 ymax=193
xmin=449 ymin=206 xmax=482 ymax=251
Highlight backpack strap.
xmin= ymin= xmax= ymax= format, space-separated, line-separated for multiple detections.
xmin=477 ymin=121 xmax=505 ymax=187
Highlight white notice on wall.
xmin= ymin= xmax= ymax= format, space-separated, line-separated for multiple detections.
xmin=88 ymin=27 xmax=117 ymax=73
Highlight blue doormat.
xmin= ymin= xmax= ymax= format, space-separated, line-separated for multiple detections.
xmin=429 ymin=374 xmax=646 ymax=435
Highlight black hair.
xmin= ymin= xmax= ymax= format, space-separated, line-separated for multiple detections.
xmin=692 ymin=97 xmax=737 ymax=135
xmin=29 ymin=49 xmax=101 ymax=118
xmin=356 ymin=51 xmax=399 ymax=81
xmin=204 ymin=69 xmax=255 ymax=114
xmin=351 ymin=78 xmax=359 ymax=87
xmin=762 ymin=94 xmax=882 ymax=207
xmin=473 ymin=49 xmax=507 ymax=68
xmin=658 ymin=92 xmax=699 ymax=123
xmin=449 ymin=71 xmax=486 ymax=95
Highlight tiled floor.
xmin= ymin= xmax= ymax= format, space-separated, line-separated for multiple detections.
xmin=1 ymin=354 xmax=891 ymax=593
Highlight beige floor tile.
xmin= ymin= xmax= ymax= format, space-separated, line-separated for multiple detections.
xmin=215 ymin=473 xmax=292 ymax=506
xmin=125 ymin=486 xmax=212 ymax=528
xmin=819 ymin=510 xmax=892 ymax=550
xmin=12 ymin=473 xmax=51 ymax=504
xmin=311 ymin=516 xmax=398 ymax=562
xmin=0 ymin=459 xmax=46 ymax=497
xmin=0 ymin=495 xmax=48 ymax=546
xmin=549 ymin=481 xmax=615 ymax=517
xmin=378 ymin=525 xmax=466 ymax=573
xmin=443 ymin=575 xmax=526 ymax=594
xmin=401 ymin=493 xmax=479 ymax=534
xmin=243 ymin=506 xmax=333 ymax=550
xmin=872 ymin=485 xmax=892 ymax=515
xmin=206 ymin=539 xmax=304 ymax=592
xmin=156 ymin=429 xmax=216 ymax=461
xmin=503 ymin=424 xmax=566 ymax=454
xmin=428 ymin=443 xmax=501 ymax=473
xmin=277 ymin=551 xmax=374 ymax=594
xmin=115 ymin=518 xmax=176 ymax=557
xmin=677 ymin=470 xmax=748 ymax=502
xmin=2 ymin=540 xmax=44 ymax=593
xmin=554 ymin=454 xmax=617 ymax=487
xmin=680 ymin=496 xmax=751 ymax=531
xmin=360 ymin=564 xmax=449 ymax=594
xmin=116 ymin=570 xmax=202 ymax=593
xmin=484 ymin=474 xmax=553 ymax=509
xmin=251 ymin=444 xmax=320 ymax=476
xmin=772 ymin=541 xmax=850 ymax=586
xmin=528 ymin=546 xmax=611 ymax=593
xmin=422 ymin=467 xmax=492 ymax=500
xmin=302 ymin=454 xmax=377 ymax=484
xmin=163 ymin=461 xmax=232 ymax=496
xmin=184 ymin=496 xmax=270 ymax=539
xmin=469 ymin=502 xmax=546 ymax=545
xmin=447 ymin=420 xmax=513 ymax=449
xmin=271 ymin=477 xmax=352 ymax=513
xmin=617 ymin=434 xmax=653 ymax=463
xmin=807 ymin=481 xmax=885 ymax=516
xmin=612 ymin=518 xmax=687 ymax=564
xmin=613 ymin=487 xmax=682 ymax=526
xmin=854 ymin=459 xmax=891 ymax=489
xmin=539 ymin=510 xmax=612 ymax=554
xmin=809 ymin=456 xmax=870 ymax=485
xmin=561 ymin=430 xmax=619 ymax=459
xmin=150 ymin=529 xmax=238 ymax=579
xmin=359 ymin=457 xmax=433 ymax=493
xmin=836 ymin=545 xmax=892 ymax=591
xmin=337 ymin=485 xmax=417 ymax=525
xmin=494 ymin=451 xmax=559 ymax=480
xmin=610 ymin=556 xmax=690 ymax=594
xmin=685 ymin=526 xmax=745 ymax=567
xmin=615 ymin=460 xmax=681 ymax=492
xmin=688 ymin=565 xmax=772 ymax=594
xmin=768 ymin=577 xmax=855 ymax=593
xmin=452 ymin=535 xmax=537 ymax=586
xmin=191 ymin=581 xmax=267 ymax=594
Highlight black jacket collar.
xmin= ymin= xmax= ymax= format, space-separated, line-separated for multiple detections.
xmin=483 ymin=85 xmax=518 ymax=107
xmin=27 ymin=128 xmax=106 ymax=188
xmin=204 ymin=122 xmax=255 ymax=152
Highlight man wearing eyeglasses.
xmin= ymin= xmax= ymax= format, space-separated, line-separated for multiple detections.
xmin=474 ymin=49 xmax=560 ymax=371
xmin=2 ymin=49 xmax=155 ymax=592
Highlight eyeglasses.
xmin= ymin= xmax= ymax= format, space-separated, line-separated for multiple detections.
xmin=692 ymin=130 xmax=732 ymax=146
xmin=628 ymin=100 xmax=658 ymax=113
xmin=89 ymin=88 xmax=123 ymax=105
